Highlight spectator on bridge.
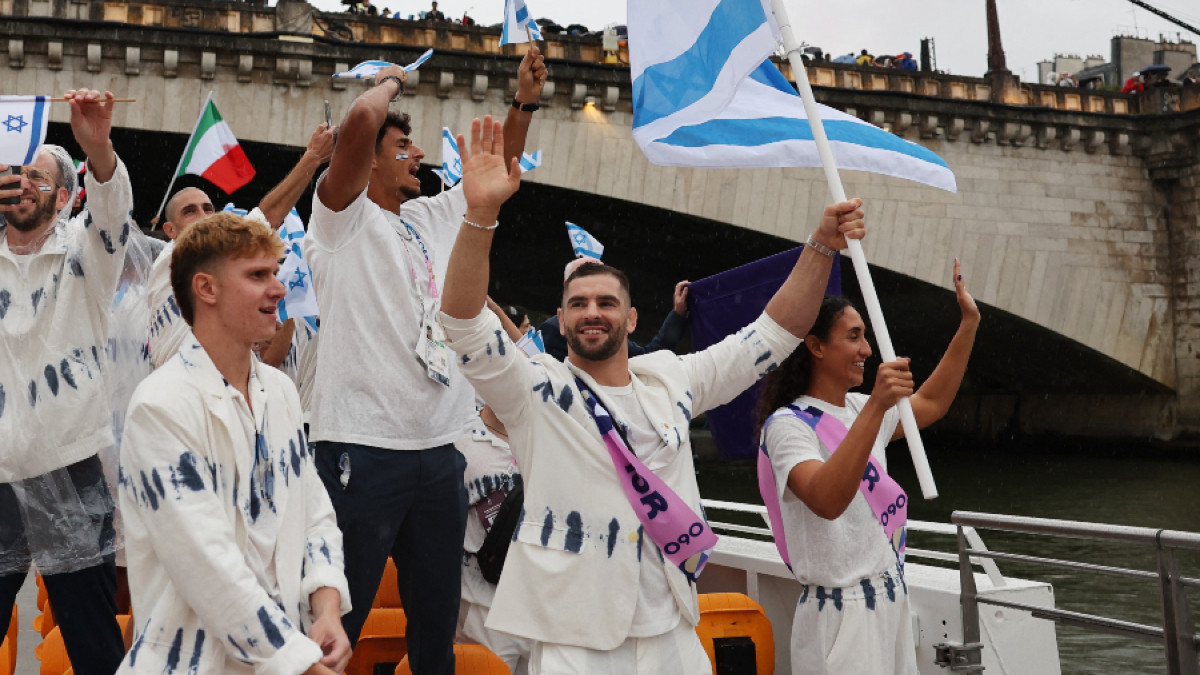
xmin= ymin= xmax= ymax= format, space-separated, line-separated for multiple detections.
xmin=146 ymin=122 xmax=335 ymax=370
xmin=755 ymin=260 xmax=979 ymax=675
xmin=427 ymin=0 xmax=446 ymax=21
xmin=117 ymin=213 xmax=351 ymax=675
xmin=1057 ymin=72 xmax=1077 ymax=87
xmin=897 ymin=51 xmax=917 ymax=70
xmin=0 ymin=89 xmax=132 ymax=675
xmin=438 ymin=120 xmax=867 ymax=672
xmin=1122 ymin=74 xmax=1145 ymax=93
xmin=856 ymin=50 xmax=874 ymax=67
xmin=302 ymin=43 xmax=546 ymax=673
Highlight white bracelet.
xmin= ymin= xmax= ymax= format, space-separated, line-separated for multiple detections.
xmin=462 ymin=217 xmax=499 ymax=231
xmin=805 ymin=234 xmax=837 ymax=258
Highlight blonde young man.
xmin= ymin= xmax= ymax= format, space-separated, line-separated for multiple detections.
xmin=118 ymin=214 xmax=350 ymax=674
xmin=438 ymin=118 xmax=866 ymax=673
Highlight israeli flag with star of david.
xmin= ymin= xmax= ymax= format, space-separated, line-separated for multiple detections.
xmin=277 ymin=209 xmax=319 ymax=322
xmin=332 ymin=49 xmax=434 ymax=79
xmin=432 ymin=127 xmax=463 ymax=187
xmin=628 ymin=0 xmax=956 ymax=192
xmin=566 ymin=222 xmax=604 ymax=259
xmin=0 ymin=96 xmax=50 ymax=166
xmin=500 ymin=0 xmax=542 ymax=45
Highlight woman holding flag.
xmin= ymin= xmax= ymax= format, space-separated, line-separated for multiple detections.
xmin=755 ymin=260 xmax=979 ymax=674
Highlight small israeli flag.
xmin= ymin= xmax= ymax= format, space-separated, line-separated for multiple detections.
xmin=566 ymin=222 xmax=604 ymax=259
xmin=221 ymin=202 xmax=250 ymax=216
xmin=519 ymin=150 xmax=542 ymax=173
xmin=436 ymin=127 xmax=463 ymax=187
xmin=332 ymin=49 xmax=434 ymax=79
xmin=0 ymin=96 xmax=50 ymax=165
xmin=500 ymin=0 xmax=542 ymax=45
xmin=276 ymin=209 xmax=320 ymax=321
xmin=516 ymin=328 xmax=546 ymax=356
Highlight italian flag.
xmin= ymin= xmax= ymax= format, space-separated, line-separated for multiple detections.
xmin=175 ymin=97 xmax=255 ymax=193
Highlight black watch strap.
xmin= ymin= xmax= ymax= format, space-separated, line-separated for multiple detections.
xmin=511 ymin=98 xmax=539 ymax=112
xmin=378 ymin=75 xmax=404 ymax=98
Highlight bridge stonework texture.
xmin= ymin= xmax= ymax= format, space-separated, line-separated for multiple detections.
xmin=2 ymin=15 xmax=1199 ymax=439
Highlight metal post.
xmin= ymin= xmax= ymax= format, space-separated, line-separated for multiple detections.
xmin=1158 ymin=535 xmax=1198 ymax=675
xmin=958 ymin=525 xmax=982 ymax=647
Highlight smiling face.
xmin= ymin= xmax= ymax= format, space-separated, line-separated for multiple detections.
xmin=559 ymin=272 xmax=637 ymax=362
xmin=6 ymin=155 xmax=68 ymax=233
xmin=163 ymin=187 xmax=215 ymax=240
xmin=201 ymin=250 xmax=286 ymax=347
xmin=373 ymin=126 xmax=425 ymax=202
xmin=808 ymin=306 xmax=872 ymax=389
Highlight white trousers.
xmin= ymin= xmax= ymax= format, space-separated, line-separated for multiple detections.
xmin=529 ymin=618 xmax=711 ymax=675
xmin=790 ymin=569 xmax=918 ymax=675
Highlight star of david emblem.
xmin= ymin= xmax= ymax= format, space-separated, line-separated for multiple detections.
xmin=574 ymin=233 xmax=587 ymax=243
xmin=289 ymin=269 xmax=308 ymax=290
xmin=3 ymin=115 xmax=28 ymax=133
xmin=452 ymin=158 xmax=462 ymax=173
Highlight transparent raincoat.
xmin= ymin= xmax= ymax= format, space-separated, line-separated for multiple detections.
xmin=0 ymin=148 xmax=154 ymax=575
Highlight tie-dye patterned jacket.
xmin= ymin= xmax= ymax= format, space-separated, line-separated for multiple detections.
xmin=440 ymin=308 xmax=800 ymax=650
xmin=117 ymin=337 xmax=349 ymax=675
xmin=0 ymin=158 xmax=133 ymax=482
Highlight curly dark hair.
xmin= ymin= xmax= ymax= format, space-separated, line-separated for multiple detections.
xmin=753 ymin=296 xmax=855 ymax=439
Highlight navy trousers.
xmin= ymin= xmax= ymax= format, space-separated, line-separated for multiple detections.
xmin=315 ymin=442 xmax=467 ymax=675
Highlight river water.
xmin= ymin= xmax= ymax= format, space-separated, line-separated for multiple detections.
xmin=694 ymin=431 xmax=1200 ymax=675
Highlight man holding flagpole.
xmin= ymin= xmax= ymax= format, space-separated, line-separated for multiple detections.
xmin=0 ymin=88 xmax=133 ymax=675
xmin=438 ymin=115 xmax=866 ymax=674
xmin=305 ymin=45 xmax=546 ymax=674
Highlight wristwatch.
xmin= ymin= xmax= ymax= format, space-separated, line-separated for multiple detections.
xmin=378 ymin=75 xmax=404 ymax=99
xmin=511 ymin=98 xmax=540 ymax=112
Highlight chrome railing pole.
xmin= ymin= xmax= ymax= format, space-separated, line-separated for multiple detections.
xmin=1157 ymin=536 xmax=1198 ymax=675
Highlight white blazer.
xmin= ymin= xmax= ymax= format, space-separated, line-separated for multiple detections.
xmin=117 ymin=337 xmax=349 ymax=675
xmin=441 ymin=309 xmax=800 ymax=650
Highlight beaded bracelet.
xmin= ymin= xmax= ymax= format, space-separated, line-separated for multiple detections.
xmin=463 ymin=217 xmax=499 ymax=231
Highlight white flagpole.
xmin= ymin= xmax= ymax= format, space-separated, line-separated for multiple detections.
xmin=769 ymin=0 xmax=938 ymax=499
xmin=154 ymin=90 xmax=213 ymax=226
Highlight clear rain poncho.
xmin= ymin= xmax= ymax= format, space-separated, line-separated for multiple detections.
xmin=0 ymin=148 xmax=158 ymax=575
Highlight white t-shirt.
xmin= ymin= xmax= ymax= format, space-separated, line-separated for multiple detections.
xmin=306 ymin=182 xmax=473 ymax=450
xmin=764 ymin=392 xmax=902 ymax=588
xmin=598 ymin=382 xmax=682 ymax=639
xmin=294 ymin=317 xmax=319 ymax=423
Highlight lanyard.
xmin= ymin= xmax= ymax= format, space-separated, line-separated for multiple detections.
xmin=396 ymin=220 xmax=439 ymax=303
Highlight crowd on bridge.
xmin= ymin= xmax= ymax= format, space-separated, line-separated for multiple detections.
xmin=0 ymin=32 xmax=983 ymax=675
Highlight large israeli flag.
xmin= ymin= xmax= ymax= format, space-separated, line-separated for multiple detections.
xmin=276 ymin=209 xmax=319 ymax=322
xmin=628 ymin=0 xmax=956 ymax=192
xmin=500 ymin=0 xmax=542 ymax=45
xmin=431 ymin=127 xmax=463 ymax=187
xmin=0 ymin=96 xmax=50 ymax=165
xmin=566 ymin=222 xmax=604 ymax=259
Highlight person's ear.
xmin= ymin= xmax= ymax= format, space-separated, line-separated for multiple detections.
xmin=556 ymin=307 xmax=566 ymax=336
xmin=804 ymin=335 xmax=823 ymax=359
xmin=163 ymin=221 xmax=178 ymax=240
xmin=54 ymin=187 xmax=70 ymax=212
xmin=625 ymin=307 xmax=638 ymax=335
xmin=192 ymin=271 xmax=219 ymax=313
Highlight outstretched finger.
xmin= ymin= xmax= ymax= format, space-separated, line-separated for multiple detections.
xmin=509 ymin=156 xmax=522 ymax=182
xmin=954 ymin=257 xmax=964 ymax=286
xmin=480 ymin=114 xmax=495 ymax=156
xmin=491 ymin=119 xmax=505 ymax=157
xmin=466 ymin=118 xmax=483 ymax=160
xmin=456 ymin=132 xmax=469 ymax=163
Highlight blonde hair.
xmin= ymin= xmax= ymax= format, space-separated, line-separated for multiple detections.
xmin=170 ymin=213 xmax=284 ymax=326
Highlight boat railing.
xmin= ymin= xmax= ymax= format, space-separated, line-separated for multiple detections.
xmin=947 ymin=510 xmax=1200 ymax=675
xmin=700 ymin=499 xmax=1006 ymax=585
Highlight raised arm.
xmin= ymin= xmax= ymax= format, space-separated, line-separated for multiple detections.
xmin=259 ymin=123 xmax=336 ymax=228
xmin=502 ymin=45 xmax=548 ymax=168
xmin=784 ymin=359 xmax=913 ymax=519
xmin=486 ymin=296 xmax=525 ymax=343
xmin=764 ymin=199 xmax=865 ymax=337
xmin=66 ymin=89 xmax=117 ymax=182
xmin=317 ymin=66 xmax=406 ymax=212
xmin=896 ymin=258 xmax=980 ymax=438
xmin=440 ymin=117 xmax=522 ymax=320
xmin=637 ymin=281 xmax=690 ymax=355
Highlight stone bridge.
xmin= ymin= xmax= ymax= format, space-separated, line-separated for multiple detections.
xmin=2 ymin=3 xmax=1199 ymax=440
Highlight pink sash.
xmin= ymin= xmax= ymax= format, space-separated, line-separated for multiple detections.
xmin=576 ymin=378 xmax=717 ymax=582
xmin=758 ymin=404 xmax=907 ymax=570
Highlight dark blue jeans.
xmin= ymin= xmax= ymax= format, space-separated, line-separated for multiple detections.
xmin=315 ymin=442 xmax=467 ymax=675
